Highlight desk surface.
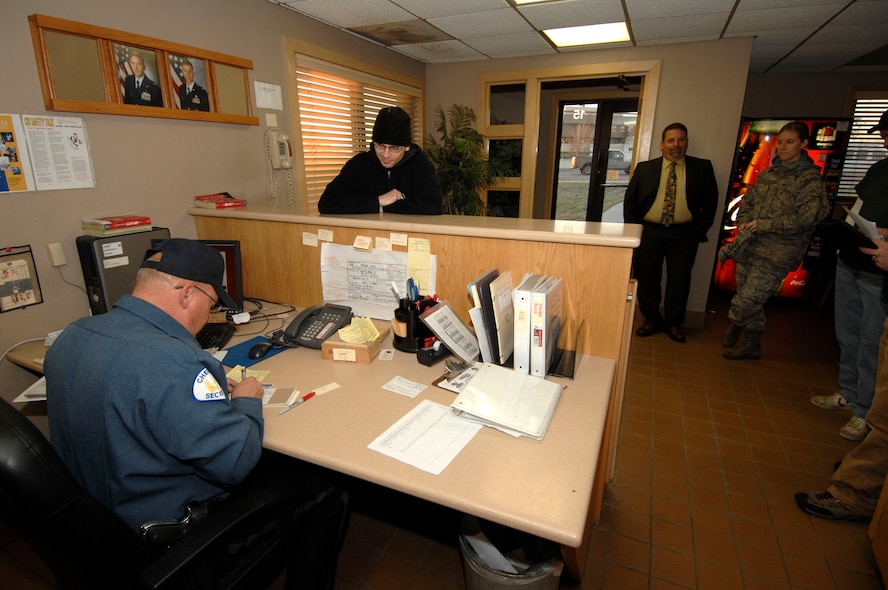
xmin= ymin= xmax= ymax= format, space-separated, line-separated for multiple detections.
xmin=237 ymin=332 xmax=614 ymax=548
xmin=6 ymin=340 xmax=48 ymax=374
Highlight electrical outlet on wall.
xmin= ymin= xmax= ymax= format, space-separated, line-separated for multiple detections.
xmin=46 ymin=242 xmax=66 ymax=267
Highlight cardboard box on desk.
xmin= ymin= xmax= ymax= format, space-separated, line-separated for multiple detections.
xmin=321 ymin=319 xmax=390 ymax=364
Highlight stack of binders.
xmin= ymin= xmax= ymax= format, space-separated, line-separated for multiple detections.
xmin=512 ymin=273 xmax=563 ymax=377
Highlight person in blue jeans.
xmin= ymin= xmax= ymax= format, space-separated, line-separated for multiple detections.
xmin=811 ymin=110 xmax=888 ymax=441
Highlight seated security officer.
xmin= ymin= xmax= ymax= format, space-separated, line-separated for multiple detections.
xmin=45 ymin=238 xmax=347 ymax=589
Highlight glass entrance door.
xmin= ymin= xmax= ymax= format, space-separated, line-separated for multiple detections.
xmin=551 ymin=99 xmax=637 ymax=221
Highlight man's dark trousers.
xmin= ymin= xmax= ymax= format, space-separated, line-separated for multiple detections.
xmin=634 ymin=220 xmax=700 ymax=328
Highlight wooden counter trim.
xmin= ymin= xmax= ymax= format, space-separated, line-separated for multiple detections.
xmin=186 ymin=206 xmax=642 ymax=248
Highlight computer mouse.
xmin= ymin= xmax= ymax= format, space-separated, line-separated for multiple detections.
xmin=248 ymin=341 xmax=273 ymax=360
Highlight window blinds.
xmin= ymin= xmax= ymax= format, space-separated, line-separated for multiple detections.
xmin=293 ymin=56 xmax=422 ymax=210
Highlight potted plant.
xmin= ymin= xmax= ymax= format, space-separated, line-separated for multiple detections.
xmin=425 ymin=104 xmax=513 ymax=216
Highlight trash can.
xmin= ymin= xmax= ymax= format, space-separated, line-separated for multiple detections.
xmin=459 ymin=515 xmax=563 ymax=590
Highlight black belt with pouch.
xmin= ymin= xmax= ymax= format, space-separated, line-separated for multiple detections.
xmin=140 ymin=500 xmax=215 ymax=551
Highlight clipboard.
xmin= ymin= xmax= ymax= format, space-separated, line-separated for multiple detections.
xmin=830 ymin=218 xmax=878 ymax=251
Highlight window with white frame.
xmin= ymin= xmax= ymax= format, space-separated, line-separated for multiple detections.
xmin=293 ymin=55 xmax=422 ymax=211
xmin=836 ymin=96 xmax=888 ymax=212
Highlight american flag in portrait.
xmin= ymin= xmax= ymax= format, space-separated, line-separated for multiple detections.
xmin=114 ymin=44 xmax=133 ymax=98
xmin=169 ymin=54 xmax=185 ymax=110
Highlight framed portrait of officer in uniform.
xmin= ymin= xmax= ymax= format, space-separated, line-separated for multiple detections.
xmin=169 ymin=54 xmax=211 ymax=112
xmin=113 ymin=43 xmax=164 ymax=107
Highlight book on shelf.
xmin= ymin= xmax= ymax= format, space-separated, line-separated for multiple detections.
xmin=530 ymin=276 xmax=563 ymax=377
xmin=512 ymin=273 xmax=546 ymax=374
xmin=467 ymin=269 xmax=500 ymax=364
xmin=193 ymin=192 xmax=246 ymax=208
xmin=81 ymin=214 xmax=152 ymax=237
xmin=488 ymin=271 xmax=514 ymax=365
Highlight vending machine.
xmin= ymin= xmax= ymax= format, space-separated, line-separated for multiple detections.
xmin=712 ymin=117 xmax=851 ymax=297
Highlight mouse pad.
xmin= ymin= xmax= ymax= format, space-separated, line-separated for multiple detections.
xmin=222 ymin=336 xmax=289 ymax=368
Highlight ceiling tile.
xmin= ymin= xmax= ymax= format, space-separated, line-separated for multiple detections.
xmin=390 ymin=0 xmax=509 ymax=19
xmin=626 ymin=0 xmax=735 ymax=19
xmin=463 ymin=31 xmax=554 ymax=56
xmin=279 ymin=0 xmax=413 ymax=28
xmin=518 ymin=0 xmax=625 ymax=29
xmin=390 ymin=40 xmax=486 ymax=63
xmin=738 ymin=0 xmax=847 ymax=9
xmin=631 ymin=13 xmax=729 ymax=42
xmin=808 ymin=22 xmax=888 ymax=45
xmin=723 ymin=27 xmax=815 ymax=47
xmin=429 ymin=8 xmax=532 ymax=39
xmin=727 ymin=4 xmax=847 ymax=33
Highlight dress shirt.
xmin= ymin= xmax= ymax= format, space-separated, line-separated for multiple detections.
xmin=643 ymin=158 xmax=693 ymax=224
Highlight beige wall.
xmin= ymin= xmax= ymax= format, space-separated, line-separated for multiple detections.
xmin=744 ymin=72 xmax=888 ymax=118
xmin=0 ymin=0 xmax=423 ymax=400
xmin=427 ymin=37 xmax=755 ymax=329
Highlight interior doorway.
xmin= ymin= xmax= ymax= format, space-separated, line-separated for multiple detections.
xmin=551 ymin=98 xmax=638 ymax=221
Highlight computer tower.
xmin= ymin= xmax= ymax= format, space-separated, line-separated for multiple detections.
xmin=76 ymin=228 xmax=170 ymax=315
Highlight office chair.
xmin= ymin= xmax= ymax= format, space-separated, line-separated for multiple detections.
xmin=0 ymin=396 xmax=305 ymax=590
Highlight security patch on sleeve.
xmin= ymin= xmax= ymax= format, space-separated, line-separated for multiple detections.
xmin=193 ymin=368 xmax=226 ymax=402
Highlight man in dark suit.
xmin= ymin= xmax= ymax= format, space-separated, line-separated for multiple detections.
xmin=623 ymin=122 xmax=719 ymax=343
xmin=178 ymin=60 xmax=210 ymax=112
xmin=123 ymin=53 xmax=163 ymax=107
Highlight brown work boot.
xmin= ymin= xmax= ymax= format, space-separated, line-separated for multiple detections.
xmin=721 ymin=323 xmax=742 ymax=347
xmin=723 ymin=330 xmax=761 ymax=360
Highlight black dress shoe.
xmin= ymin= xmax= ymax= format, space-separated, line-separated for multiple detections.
xmin=665 ymin=325 xmax=686 ymax=343
xmin=635 ymin=322 xmax=659 ymax=337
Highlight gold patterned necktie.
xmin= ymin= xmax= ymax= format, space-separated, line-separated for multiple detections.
xmin=661 ymin=161 xmax=676 ymax=226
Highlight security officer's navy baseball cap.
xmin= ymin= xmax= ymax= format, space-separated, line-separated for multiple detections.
xmin=140 ymin=238 xmax=237 ymax=310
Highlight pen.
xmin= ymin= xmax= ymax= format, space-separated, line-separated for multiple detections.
xmin=241 ymin=366 xmax=247 ymax=382
xmin=278 ymin=391 xmax=316 ymax=415
xmin=391 ymin=281 xmax=402 ymax=299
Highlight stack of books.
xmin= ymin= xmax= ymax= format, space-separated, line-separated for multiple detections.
xmin=194 ymin=192 xmax=246 ymax=209
xmin=81 ymin=214 xmax=152 ymax=237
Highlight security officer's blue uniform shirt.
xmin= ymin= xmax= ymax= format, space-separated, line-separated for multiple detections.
xmin=45 ymin=295 xmax=264 ymax=530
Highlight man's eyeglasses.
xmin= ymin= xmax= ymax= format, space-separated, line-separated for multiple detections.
xmin=176 ymin=284 xmax=221 ymax=312
xmin=373 ymin=142 xmax=406 ymax=154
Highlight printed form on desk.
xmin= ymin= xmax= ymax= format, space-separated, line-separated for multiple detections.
xmin=368 ymin=399 xmax=481 ymax=475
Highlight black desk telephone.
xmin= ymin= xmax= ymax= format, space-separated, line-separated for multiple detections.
xmin=271 ymin=303 xmax=353 ymax=349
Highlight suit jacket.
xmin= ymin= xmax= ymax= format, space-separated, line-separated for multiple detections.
xmin=124 ymin=75 xmax=163 ymax=107
xmin=179 ymin=83 xmax=210 ymax=112
xmin=623 ymin=155 xmax=719 ymax=242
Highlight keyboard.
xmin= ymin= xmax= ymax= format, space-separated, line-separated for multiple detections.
xmin=196 ymin=322 xmax=235 ymax=350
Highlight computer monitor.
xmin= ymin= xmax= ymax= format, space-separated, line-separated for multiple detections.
xmin=150 ymin=238 xmax=244 ymax=313
xmin=201 ymin=240 xmax=244 ymax=313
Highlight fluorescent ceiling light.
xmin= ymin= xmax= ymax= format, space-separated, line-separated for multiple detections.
xmin=544 ymin=22 xmax=630 ymax=47
xmin=514 ymin=0 xmax=551 ymax=4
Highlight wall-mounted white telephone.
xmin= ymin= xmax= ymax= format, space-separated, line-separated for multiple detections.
xmin=267 ymin=129 xmax=293 ymax=169
xmin=265 ymin=128 xmax=296 ymax=204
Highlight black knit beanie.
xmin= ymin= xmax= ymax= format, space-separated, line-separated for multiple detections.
xmin=372 ymin=107 xmax=412 ymax=146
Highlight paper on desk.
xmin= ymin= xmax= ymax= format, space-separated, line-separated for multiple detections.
xmin=14 ymin=376 xmax=46 ymax=403
xmin=226 ymin=365 xmax=270 ymax=383
xmin=383 ymin=376 xmax=427 ymax=398
xmin=368 ymin=399 xmax=481 ymax=475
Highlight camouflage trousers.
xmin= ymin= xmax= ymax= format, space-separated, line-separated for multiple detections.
xmin=727 ymin=262 xmax=786 ymax=332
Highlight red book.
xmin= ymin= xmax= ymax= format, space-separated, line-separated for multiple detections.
xmin=194 ymin=192 xmax=246 ymax=208
xmin=82 ymin=214 xmax=152 ymax=229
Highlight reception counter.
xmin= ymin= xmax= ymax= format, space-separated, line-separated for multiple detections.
xmin=189 ymin=204 xmax=641 ymax=577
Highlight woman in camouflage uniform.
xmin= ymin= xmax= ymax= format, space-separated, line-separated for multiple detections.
xmin=719 ymin=121 xmax=830 ymax=360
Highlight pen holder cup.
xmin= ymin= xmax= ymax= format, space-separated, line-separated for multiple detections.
xmin=393 ymin=298 xmax=437 ymax=353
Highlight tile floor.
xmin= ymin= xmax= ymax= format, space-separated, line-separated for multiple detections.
xmin=2 ymin=291 xmax=885 ymax=589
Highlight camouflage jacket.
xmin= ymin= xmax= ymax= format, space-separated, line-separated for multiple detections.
xmin=736 ymin=152 xmax=829 ymax=274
